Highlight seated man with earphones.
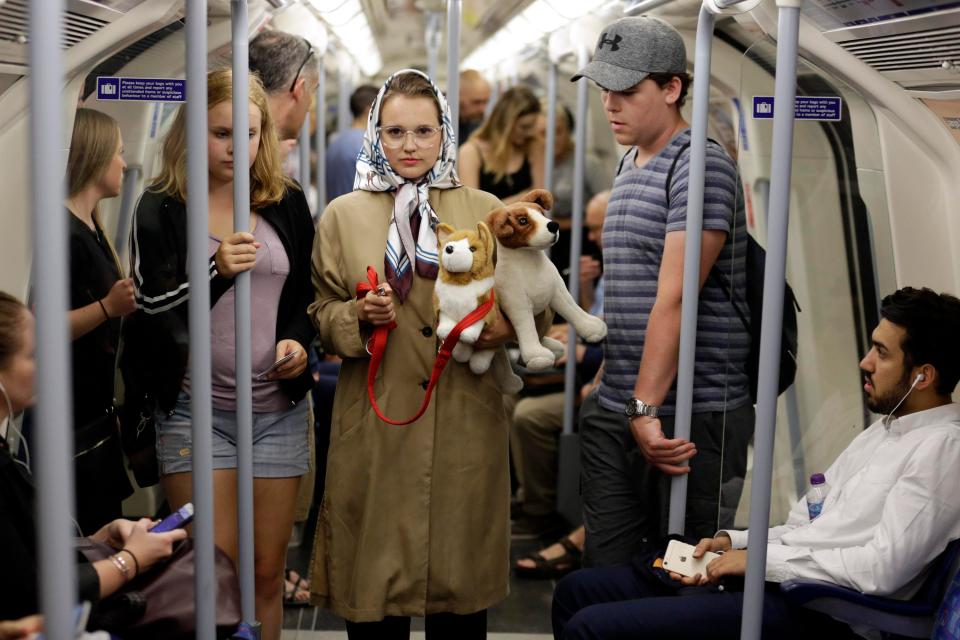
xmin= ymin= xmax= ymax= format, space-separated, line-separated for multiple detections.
xmin=552 ymin=286 xmax=960 ymax=640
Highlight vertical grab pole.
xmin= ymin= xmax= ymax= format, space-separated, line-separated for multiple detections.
xmin=668 ymin=3 xmax=715 ymax=535
xmin=30 ymin=2 xmax=76 ymax=638
xmin=446 ymin=0 xmax=462 ymax=142
xmin=544 ymin=63 xmax=558 ymax=195
xmin=740 ymin=2 xmax=801 ymax=639
xmin=187 ymin=1 xmax=216 ymax=637
xmin=562 ymin=45 xmax=590 ymax=436
xmin=231 ymin=2 xmax=258 ymax=636
xmin=337 ymin=59 xmax=352 ymax=134
xmin=315 ymin=56 xmax=327 ymax=212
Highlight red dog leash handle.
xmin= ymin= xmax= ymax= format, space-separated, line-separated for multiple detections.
xmin=356 ymin=266 xmax=495 ymax=426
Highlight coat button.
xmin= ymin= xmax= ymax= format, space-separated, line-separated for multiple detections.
xmin=420 ymin=380 xmax=429 ymax=390
xmin=421 ymin=326 xmax=433 ymax=338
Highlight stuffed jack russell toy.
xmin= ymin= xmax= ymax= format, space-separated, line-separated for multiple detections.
xmin=486 ymin=189 xmax=607 ymax=370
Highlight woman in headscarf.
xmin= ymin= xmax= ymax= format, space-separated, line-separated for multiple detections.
xmin=308 ymin=69 xmax=545 ymax=640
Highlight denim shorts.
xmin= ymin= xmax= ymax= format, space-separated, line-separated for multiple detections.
xmin=156 ymin=390 xmax=310 ymax=478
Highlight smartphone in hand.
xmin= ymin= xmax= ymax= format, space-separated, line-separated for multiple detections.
xmin=255 ymin=350 xmax=298 ymax=381
xmin=662 ymin=539 xmax=721 ymax=578
xmin=151 ymin=503 xmax=194 ymax=533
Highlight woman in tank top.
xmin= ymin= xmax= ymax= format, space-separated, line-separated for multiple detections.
xmin=459 ymin=85 xmax=545 ymax=203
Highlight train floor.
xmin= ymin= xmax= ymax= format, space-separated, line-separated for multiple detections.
xmin=282 ymin=508 xmax=557 ymax=638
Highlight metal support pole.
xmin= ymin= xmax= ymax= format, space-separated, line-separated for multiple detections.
xmin=562 ymin=46 xmax=590 ymax=437
xmin=231 ymin=2 xmax=258 ymax=636
xmin=315 ymin=57 xmax=327 ymax=211
xmin=114 ymin=165 xmax=143 ymax=264
xmin=446 ymin=0 xmax=462 ymax=142
xmin=544 ymin=63 xmax=557 ymax=195
xmin=299 ymin=116 xmax=311 ymax=211
xmin=668 ymin=4 xmax=715 ymax=535
xmin=740 ymin=3 xmax=801 ymax=639
xmin=337 ymin=62 xmax=352 ymax=134
xmin=30 ymin=2 xmax=76 ymax=638
xmin=187 ymin=1 xmax=216 ymax=637
xmin=425 ymin=12 xmax=442 ymax=82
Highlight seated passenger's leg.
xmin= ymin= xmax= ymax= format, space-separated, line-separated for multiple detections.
xmin=580 ymin=392 xmax=655 ymax=566
xmin=424 ymin=609 xmax=487 ymax=640
xmin=552 ymin=564 xmax=659 ymax=638
xmin=345 ymin=616 xmax=411 ymax=640
xmin=513 ymin=393 xmax=564 ymax=518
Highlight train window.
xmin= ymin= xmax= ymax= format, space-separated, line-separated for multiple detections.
xmin=731 ymin=37 xmax=896 ymax=525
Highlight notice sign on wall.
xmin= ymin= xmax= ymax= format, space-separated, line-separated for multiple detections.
xmin=752 ymin=96 xmax=843 ymax=121
xmin=97 ymin=77 xmax=186 ymax=102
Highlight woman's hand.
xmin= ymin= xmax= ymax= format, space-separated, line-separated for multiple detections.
xmin=91 ymin=518 xmax=141 ymax=548
xmin=0 ymin=615 xmax=43 ymax=640
xmin=268 ymin=339 xmax=308 ymax=380
xmin=120 ymin=518 xmax=187 ymax=574
xmin=473 ymin=312 xmax=517 ymax=350
xmin=356 ymin=282 xmax=396 ymax=326
xmin=101 ymin=277 xmax=136 ymax=318
xmin=214 ymin=232 xmax=260 ymax=278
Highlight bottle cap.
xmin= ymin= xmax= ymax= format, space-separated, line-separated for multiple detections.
xmin=810 ymin=473 xmax=826 ymax=485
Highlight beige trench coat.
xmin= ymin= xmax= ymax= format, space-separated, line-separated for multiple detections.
xmin=308 ymin=186 xmax=528 ymax=622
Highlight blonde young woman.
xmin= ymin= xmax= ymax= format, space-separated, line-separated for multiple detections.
xmin=459 ymin=85 xmax=545 ymax=204
xmin=65 ymin=108 xmax=135 ymax=535
xmin=122 ymin=69 xmax=315 ymax=640
xmin=309 ymin=69 xmax=548 ymax=640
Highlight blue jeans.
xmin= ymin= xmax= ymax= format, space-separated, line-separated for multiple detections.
xmin=552 ymin=564 xmax=858 ymax=640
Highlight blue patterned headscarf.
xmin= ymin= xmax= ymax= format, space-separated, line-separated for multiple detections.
xmin=353 ymin=68 xmax=461 ymax=302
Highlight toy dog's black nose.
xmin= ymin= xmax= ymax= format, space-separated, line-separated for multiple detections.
xmin=547 ymin=221 xmax=559 ymax=233
xmin=445 ymin=245 xmax=454 ymax=254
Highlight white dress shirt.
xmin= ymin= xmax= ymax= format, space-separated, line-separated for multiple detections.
xmin=723 ymin=403 xmax=960 ymax=598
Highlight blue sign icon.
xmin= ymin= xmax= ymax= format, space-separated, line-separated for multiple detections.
xmin=96 ymin=77 xmax=186 ymax=103
xmin=752 ymin=96 xmax=842 ymax=121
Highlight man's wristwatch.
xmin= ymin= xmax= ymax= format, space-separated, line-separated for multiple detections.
xmin=624 ymin=398 xmax=660 ymax=419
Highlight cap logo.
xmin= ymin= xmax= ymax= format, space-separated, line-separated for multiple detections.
xmin=598 ymin=32 xmax=622 ymax=52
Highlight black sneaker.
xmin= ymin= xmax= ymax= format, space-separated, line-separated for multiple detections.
xmin=510 ymin=513 xmax=566 ymax=541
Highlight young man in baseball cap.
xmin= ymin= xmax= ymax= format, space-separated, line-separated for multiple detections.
xmin=572 ymin=16 xmax=755 ymax=568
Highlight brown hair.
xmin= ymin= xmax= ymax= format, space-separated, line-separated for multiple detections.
xmin=66 ymin=108 xmax=124 ymax=274
xmin=469 ymin=86 xmax=540 ymax=182
xmin=379 ymin=72 xmax=441 ymax=123
xmin=0 ymin=292 xmax=26 ymax=371
xmin=647 ymin=72 xmax=693 ymax=109
xmin=150 ymin=68 xmax=295 ymax=209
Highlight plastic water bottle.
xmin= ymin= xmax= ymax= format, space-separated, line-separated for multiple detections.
xmin=806 ymin=473 xmax=829 ymax=521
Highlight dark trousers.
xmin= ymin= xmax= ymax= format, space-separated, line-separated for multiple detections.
xmin=552 ymin=565 xmax=858 ymax=640
xmin=579 ymin=392 xmax=755 ymax=567
xmin=345 ymin=610 xmax=487 ymax=640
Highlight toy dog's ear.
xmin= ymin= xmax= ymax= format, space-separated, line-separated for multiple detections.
xmin=477 ymin=221 xmax=494 ymax=255
xmin=436 ymin=223 xmax=455 ymax=245
xmin=521 ymin=189 xmax=554 ymax=212
xmin=486 ymin=209 xmax=513 ymax=239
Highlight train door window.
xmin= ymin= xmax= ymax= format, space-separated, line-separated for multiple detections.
xmin=729 ymin=38 xmax=895 ymax=525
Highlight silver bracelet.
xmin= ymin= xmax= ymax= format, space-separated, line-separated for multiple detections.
xmin=110 ymin=553 xmax=131 ymax=580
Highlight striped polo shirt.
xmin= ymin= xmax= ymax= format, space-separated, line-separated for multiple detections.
xmin=598 ymin=129 xmax=751 ymax=416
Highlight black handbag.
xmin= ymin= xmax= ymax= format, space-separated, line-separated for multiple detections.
xmin=117 ymin=395 xmax=159 ymax=488
xmin=78 ymin=537 xmax=242 ymax=639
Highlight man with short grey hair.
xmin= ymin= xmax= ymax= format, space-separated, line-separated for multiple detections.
xmin=571 ymin=16 xmax=754 ymax=567
xmin=249 ymin=30 xmax=318 ymax=140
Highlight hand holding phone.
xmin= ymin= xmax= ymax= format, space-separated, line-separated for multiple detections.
xmin=662 ymin=539 xmax=721 ymax=578
xmin=255 ymin=350 xmax=298 ymax=381
xmin=151 ymin=503 xmax=194 ymax=533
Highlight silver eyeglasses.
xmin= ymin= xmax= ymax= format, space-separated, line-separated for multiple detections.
xmin=377 ymin=125 xmax=443 ymax=149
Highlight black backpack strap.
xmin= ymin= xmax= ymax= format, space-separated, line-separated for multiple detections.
xmin=666 ymin=137 xmax=751 ymax=333
xmin=615 ymin=148 xmax=633 ymax=177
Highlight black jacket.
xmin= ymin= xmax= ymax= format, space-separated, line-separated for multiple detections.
xmin=121 ymin=186 xmax=316 ymax=415
xmin=0 ymin=443 xmax=100 ymax=619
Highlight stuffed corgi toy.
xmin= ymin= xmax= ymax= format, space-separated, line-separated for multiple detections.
xmin=486 ymin=189 xmax=607 ymax=371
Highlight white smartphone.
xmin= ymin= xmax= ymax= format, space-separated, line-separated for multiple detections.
xmin=662 ymin=539 xmax=722 ymax=578
xmin=255 ymin=350 xmax=298 ymax=381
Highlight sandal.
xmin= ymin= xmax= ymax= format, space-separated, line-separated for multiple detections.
xmin=282 ymin=569 xmax=311 ymax=608
xmin=514 ymin=536 xmax=582 ymax=580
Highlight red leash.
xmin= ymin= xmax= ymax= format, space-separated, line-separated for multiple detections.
xmin=356 ymin=266 xmax=495 ymax=426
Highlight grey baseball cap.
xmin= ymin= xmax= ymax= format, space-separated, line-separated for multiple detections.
xmin=571 ymin=17 xmax=687 ymax=91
